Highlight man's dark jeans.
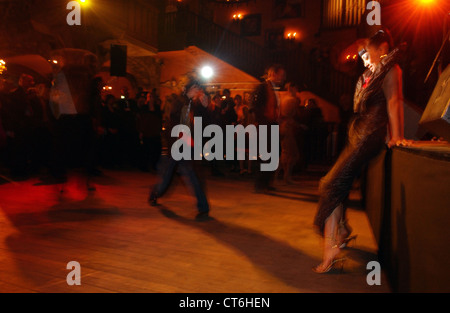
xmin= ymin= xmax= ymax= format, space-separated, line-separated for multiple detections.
xmin=152 ymin=155 xmax=209 ymax=213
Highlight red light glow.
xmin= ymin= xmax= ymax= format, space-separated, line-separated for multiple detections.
xmin=383 ymin=0 xmax=449 ymax=47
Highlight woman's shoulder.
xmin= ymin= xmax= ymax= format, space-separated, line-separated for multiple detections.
xmin=388 ymin=64 xmax=402 ymax=76
xmin=384 ymin=64 xmax=402 ymax=86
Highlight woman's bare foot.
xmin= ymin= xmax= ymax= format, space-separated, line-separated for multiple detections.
xmin=313 ymin=238 xmax=342 ymax=273
xmin=313 ymin=204 xmax=347 ymax=273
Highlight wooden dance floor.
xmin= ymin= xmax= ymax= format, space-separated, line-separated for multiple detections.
xmin=0 ymin=166 xmax=390 ymax=293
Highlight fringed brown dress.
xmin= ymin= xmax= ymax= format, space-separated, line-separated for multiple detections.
xmin=313 ymin=47 xmax=402 ymax=235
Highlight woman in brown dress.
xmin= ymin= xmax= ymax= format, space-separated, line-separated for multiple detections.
xmin=313 ymin=29 xmax=405 ymax=273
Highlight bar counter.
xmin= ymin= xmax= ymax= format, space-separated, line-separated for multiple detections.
xmin=365 ymin=142 xmax=450 ymax=292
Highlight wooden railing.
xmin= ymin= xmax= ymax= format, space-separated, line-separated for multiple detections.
xmin=321 ymin=0 xmax=366 ymax=29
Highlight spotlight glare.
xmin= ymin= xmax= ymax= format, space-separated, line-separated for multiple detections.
xmin=201 ymin=66 xmax=214 ymax=79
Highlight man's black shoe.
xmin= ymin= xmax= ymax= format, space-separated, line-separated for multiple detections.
xmin=148 ymin=193 xmax=158 ymax=206
xmin=195 ymin=211 xmax=211 ymax=222
xmin=253 ymin=186 xmax=275 ymax=194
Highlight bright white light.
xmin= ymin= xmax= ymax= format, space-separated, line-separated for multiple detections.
xmin=201 ymin=66 xmax=214 ymax=79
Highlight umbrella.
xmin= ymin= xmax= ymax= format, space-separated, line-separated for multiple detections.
xmin=4 ymin=54 xmax=53 ymax=79
xmin=50 ymin=48 xmax=97 ymax=69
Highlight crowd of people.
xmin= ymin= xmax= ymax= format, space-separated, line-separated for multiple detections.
xmin=0 ymin=75 xmax=165 ymax=181
xmin=0 ymin=74 xmax=55 ymax=179
xmin=99 ymin=87 xmax=163 ymax=173
xmin=0 ymin=71 xmax=334 ymax=185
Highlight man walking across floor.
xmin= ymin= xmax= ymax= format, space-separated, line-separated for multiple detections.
xmin=148 ymin=78 xmax=211 ymax=221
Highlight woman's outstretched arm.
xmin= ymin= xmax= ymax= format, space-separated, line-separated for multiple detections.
xmin=383 ymin=64 xmax=404 ymax=147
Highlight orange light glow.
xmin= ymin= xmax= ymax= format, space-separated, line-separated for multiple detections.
xmin=418 ymin=0 xmax=434 ymax=5
xmin=0 ymin=59 xmax=6 ymax=74
xmin=287 ymin=32 xmax=298 ymax=40
xmin=232 ymin=13 xmax=243 ymax=20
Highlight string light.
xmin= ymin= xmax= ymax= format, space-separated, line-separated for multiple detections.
xmin=232 ymin=13 xmax=243 ymax=21
xmin=0 ymin=59 xmax=6 ymax=74
xmin=287 ymin=32 xmax=297 ymax=41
